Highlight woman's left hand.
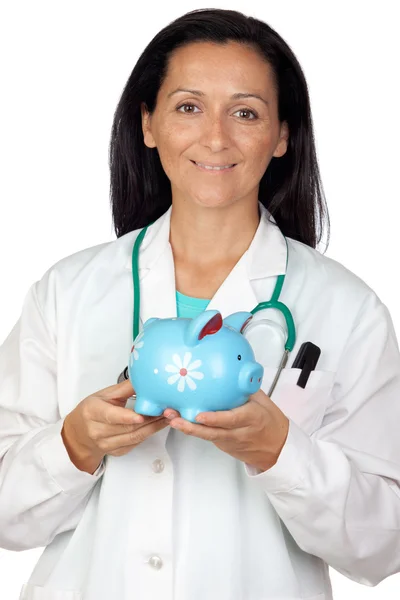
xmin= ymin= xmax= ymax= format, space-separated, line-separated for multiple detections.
xmin=163 ymin=390 xmax=290 ymax=472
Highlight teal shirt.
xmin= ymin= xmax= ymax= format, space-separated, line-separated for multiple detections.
xmin=176 ymin=290 xmax=210 ymax=318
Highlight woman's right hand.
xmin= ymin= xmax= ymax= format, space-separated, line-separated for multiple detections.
xmin=61 ymin=379 xmax=179 ymax=474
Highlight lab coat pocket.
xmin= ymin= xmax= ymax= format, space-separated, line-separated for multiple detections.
xmin=261 ymin=367 xmax=335 ymax=434
xmin=19 ymin=583 xmax=82 ymax=600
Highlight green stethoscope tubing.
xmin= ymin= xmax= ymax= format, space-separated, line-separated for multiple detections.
xmin=132 ymin=225 xmax=148 ymax=342
xmin=131 ymin=224 xmax=296 ymax=396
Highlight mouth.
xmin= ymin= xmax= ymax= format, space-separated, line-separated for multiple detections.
xmin=190 ymin=160 xmax=237 ymax=172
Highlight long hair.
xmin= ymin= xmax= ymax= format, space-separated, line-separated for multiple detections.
xmin=109 ymin=8 xmax=330 ymax=250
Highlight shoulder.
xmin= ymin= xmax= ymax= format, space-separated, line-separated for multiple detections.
xmin=287 ymin=236 xmax=374 ymax=293
xmin=285 ymin=236 xmax=383 ymax=321
xmin=34 ymin=229 xmax=143 ymax=313
xmin=43 ymin=229 xmax=142 ymax=280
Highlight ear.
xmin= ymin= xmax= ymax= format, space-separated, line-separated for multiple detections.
xmin=184 ymin=310 xmax=223 ymax=347
xmin=223 ymin=312 xmax=253 ymax=333
xmin=273 ymin=120 xmax=289 ymax=158
xmin=141 ymin=102 xmax=157 ymax=149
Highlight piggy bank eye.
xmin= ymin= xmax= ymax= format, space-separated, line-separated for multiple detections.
xmin=237 ymin=355 xmax=242 ymax=361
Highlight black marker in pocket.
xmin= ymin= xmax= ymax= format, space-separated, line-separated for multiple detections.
xmin=292 ymin=342 xmax=321 ymax=388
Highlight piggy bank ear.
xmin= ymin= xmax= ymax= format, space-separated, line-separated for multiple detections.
xmin=143 ymin=317 xmax=159 ymax=328
xmin=184 ymin=310 xmax=223 ymax=347
xmin=223 ymin=311 xmax=253 ymax=333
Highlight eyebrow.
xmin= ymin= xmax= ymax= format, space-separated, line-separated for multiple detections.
xmin=167 ymin=88 xmax=269 ymax=107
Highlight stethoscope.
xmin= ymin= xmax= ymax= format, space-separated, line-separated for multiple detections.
xmin=118 ymin=224 xmax=296 ymax=398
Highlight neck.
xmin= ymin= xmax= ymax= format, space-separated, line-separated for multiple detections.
xmin=169 ymin=200 xmax=260 ymax=267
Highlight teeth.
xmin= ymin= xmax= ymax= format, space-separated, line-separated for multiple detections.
xmin=195 ymin=162 xmax=234 ymax=170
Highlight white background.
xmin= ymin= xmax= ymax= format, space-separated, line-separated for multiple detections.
xmin=0 ymin=1 xmax=399 ymax=598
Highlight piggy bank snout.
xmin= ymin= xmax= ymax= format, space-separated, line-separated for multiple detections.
xmin=238 ymin=362 xmax=264 ymax=394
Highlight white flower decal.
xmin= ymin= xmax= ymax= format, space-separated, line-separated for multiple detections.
xmin=165 ymin=352 xmax=204 ymax=392
xmin=131 ymin=330 xmax=144 ymax=360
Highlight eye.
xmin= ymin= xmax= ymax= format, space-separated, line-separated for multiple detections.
xmin=176 ymin=104 xmax=258 ymax=120
xmin=237 ymin=354 xmax=242 ymax=361
xmin=233 ymin=109 xmax=258 ymax=120
xmin=176 ymin=103 xmax=200 ymax=114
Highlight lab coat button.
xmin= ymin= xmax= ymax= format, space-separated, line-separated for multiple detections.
xmin=148 ymin=555 xmax=163 ymax=570
xmin=152 ymin=459 xmax=164 ymax=473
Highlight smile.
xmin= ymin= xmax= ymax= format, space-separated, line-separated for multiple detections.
xmin=191 ymin=160 xmax=237 ymax=172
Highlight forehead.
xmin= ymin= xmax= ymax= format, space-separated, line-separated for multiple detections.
xmin=162 ymin=41 xmax=275 ymax=93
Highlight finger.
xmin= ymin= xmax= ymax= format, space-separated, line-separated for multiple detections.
xmin=98 ymin=379 xmax=136 ymax=402
xmin=169 ymin=418 xmax=228 ymax=442
xmin=194 ymin=399 xmax=258 ymax=429
xmin=249 ymin=388 xmax=273 ymax=406
xmin=163 ymin=408 xmax=181 ymax=420
xmin=89 ymin=413 xmax=164 ymax=438
xmin=102 ymin=418 xmax=170 ymax=452
xmin=105 ymin=396 xmax=134 ymax=408
xmin=91 ymin=402 xmax=142 ymax=426
xmin=112 ymin=413 xmax=167 ymax=435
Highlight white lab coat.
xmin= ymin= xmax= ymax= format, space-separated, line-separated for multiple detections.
xmin=1 ymin=203 xmax=400 ymax=600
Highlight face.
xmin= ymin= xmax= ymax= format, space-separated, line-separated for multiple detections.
xmin=141 ymin=41 xmax=289 ymax=210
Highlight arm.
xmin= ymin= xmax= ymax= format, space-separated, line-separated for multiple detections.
xmin=0 ymin=277 xmax=105 ymax=551
xmin=245 ymin=292 xmax=400 ymax=585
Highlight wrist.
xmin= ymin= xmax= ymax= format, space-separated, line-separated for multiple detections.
xmin=61 ymin=417 xmax=104 ymax=475
xmin=254 ymin=416 xmax=290 ymax=473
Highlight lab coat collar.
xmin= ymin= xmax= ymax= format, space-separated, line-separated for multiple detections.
xmin=124 ymin=202 xmax=288 ymax=281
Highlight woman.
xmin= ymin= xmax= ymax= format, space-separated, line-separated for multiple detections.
xmin=1 ymin=8 xmax=400 ymax=600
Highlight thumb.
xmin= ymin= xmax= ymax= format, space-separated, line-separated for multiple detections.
xmin=249 ymin=388 xmax=272 ymax=407
xmin=100 ymin=378 xmax=136 ymax=405
xmin=250 ymin=388 xmax=287 ymax=419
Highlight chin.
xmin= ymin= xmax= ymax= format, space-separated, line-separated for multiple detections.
xmin=190 ymin=194 xmax=238 ymax=210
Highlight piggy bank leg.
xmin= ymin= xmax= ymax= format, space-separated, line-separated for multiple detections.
xmin=179 ymin=407 xmax=204 ymax=424
xmin=134 ymin=396 xmax=164 ymax=417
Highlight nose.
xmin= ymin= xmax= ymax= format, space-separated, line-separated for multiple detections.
xmin=239 ymin=362 xmax=264 ymax=395
xmin=199 ymin=113 xmax=231 ymax=153
xmin=248 ymin=364 xmax=263 ymax=391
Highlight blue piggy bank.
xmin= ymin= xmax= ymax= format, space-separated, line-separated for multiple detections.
xmin=128 ymin=310 xmax=264 ymax=423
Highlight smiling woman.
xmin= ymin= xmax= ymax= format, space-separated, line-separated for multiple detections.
xmin=139 ymin=40 xmax=286 ymax=227
xmin=1 ymin=7 xmax=400 ymax=600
